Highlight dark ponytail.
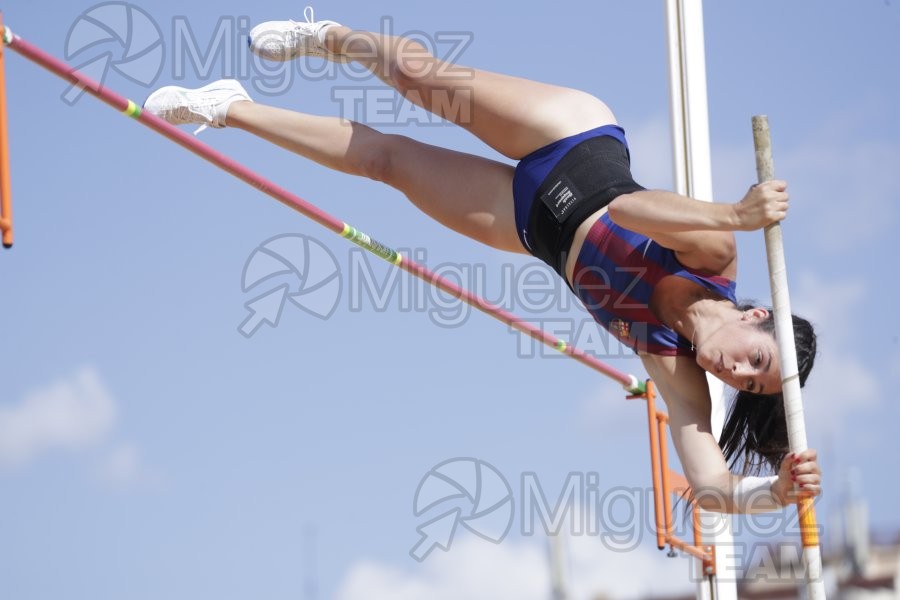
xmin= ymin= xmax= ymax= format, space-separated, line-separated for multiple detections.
xmin=718 ymin=304 xmax=817 ymax=475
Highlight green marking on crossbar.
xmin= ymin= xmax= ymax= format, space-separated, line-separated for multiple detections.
xmin=341 ymin=223 xmax=402 ymax=265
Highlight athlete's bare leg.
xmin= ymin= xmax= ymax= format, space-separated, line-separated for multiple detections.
xmin=227 ymin=23 xmax=617 ymax=254
xmin=226 ymin=102 xmax=525 ymax=253
xmin=323 ymin=26 xmax=616 ymax=159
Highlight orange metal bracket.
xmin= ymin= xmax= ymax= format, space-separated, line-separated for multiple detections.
xmin=628 ymin=379 xmax=715 ymax=575
xmin=0 ymin=12 xmax=13 ymax=248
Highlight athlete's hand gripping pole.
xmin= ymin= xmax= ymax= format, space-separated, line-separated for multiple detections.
xmin=752 ymin=115 xmax=825 ymax=600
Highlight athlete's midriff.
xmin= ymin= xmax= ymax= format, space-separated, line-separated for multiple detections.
xmin=564 ymin=206 xmax=611 ymax=286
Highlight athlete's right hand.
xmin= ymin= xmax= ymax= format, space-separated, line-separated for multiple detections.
xmin=732 ymin=180 xmax=789 ymax=230
xmin=772 ymin=449 xmax=822 ymax=506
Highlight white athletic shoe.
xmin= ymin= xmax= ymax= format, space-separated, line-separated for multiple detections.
xmin=248 ymin=6 xmax=346 ymax=62
xmin=142 ymin=79 xmax=252 ymax=134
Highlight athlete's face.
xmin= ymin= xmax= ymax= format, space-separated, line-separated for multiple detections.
xmin=695 ymin=309 xmax=783 ymax=394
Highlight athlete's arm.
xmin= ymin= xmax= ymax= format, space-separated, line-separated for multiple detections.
xmin=639 ymin=353 xmax=737 ymax=512
xmin=607 ymin=180 xmax=789 ymax=234
xmin=639 ymin=353 xmax=780 ymax=514
xmin=606 ymin=181 xmax=787 ymax=273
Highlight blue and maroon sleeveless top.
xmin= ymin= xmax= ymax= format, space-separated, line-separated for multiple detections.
xmin=572 ymin=213 xmax=737 ymax=356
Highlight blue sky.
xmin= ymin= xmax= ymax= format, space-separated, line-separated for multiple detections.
xmin=1 ymin=1 xmax=898 ymax=599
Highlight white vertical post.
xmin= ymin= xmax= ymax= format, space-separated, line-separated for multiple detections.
xmin=665 ymin=1 xmax=739 ymax=598
xmin=547 ymin=532 xmax=570 ymax=600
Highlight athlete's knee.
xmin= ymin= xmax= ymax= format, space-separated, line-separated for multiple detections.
xmin=388 ymin=38 xmax=436 ymax=92
xmin=356 ymin=134 xmax=401 ymax=183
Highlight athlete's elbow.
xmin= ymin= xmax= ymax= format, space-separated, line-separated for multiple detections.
xmin=707 ymin=232 xmax=737 ymax=266
xmin=686 ymin=475 xmax=733 ymax=513
xmin=693 ymin=491 xmax=731 ymax=513
xmin=607 ymin=192 xmax=641 ymax=226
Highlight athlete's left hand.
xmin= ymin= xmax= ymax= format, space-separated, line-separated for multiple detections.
xmin=733 ymin=180 xmax=790 ymax=230
xmin=772 ymin=448 xmax=821 ymax=505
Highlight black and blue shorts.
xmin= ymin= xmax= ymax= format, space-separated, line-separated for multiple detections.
xmin=512 ymin=124 xmax=645 ymax=277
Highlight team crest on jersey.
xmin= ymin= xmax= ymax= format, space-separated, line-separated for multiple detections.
xmin=610 ymin=319 xmax=631 ymax=339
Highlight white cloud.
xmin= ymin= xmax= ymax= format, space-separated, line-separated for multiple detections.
xmin=793 ymin=272 xmax=881 ymax=436
xmin=578 ymin=379 xmax=641 ymax=439
xmin=337 ymin=539 xmax=548 ymax=600
xmin=96 ymin=442 xmax=160 ymax=489
xmin=802 ymin=354 xmax=879 ymax=436
xmin=0 ymin=366 xmax=116 ymax=468
xmin=99 ymin=443 xmax=140 ymax=483
xmin=336 ymin=533 xmax=695 ymax=600
xmin=793 ymin=273 xmax=865 ymax=346
xmin=0 ymin=368 xmax=158 ymax=488
xmin=566 ymin=534 xmax=695 ymax=600
xmin=780 ymin=126 xmax=900 ymax=254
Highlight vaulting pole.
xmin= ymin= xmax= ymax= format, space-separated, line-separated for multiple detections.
xmin=1 ymin=25 xmax=645 ymax=394
xmin=752 ymin=115 xmax=825 ymax=600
